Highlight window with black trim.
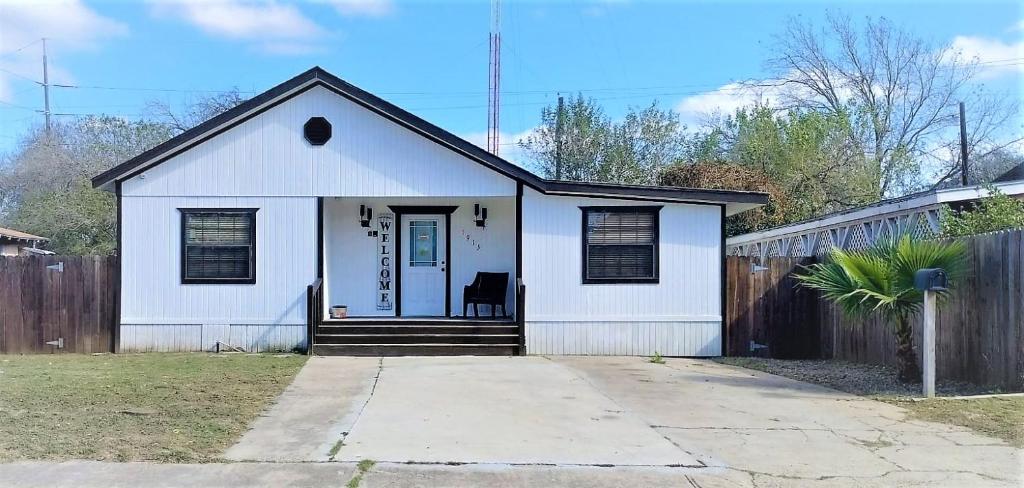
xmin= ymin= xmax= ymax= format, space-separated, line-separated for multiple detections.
xmin=581 ymin=206 xmax=660 ymax=284
xmin=180 ymin=209 xmax=257 ymax=284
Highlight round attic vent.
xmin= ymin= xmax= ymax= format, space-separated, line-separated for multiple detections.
xmin=304 ymin=117 xmax=332 ymax=145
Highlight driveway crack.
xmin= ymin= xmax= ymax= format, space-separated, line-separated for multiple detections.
xmin=329 ymin=357 xmax=384 ymax=461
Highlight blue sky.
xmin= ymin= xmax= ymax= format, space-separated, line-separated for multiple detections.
xmin=1 ymin=0 xmax=1022 ymax=167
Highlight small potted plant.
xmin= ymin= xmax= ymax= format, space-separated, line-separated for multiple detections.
xmin=330 ymin=305 xmax=348 ymax=319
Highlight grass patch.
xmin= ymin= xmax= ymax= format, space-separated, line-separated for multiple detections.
xmin=0 ymin=353 xmax=306 ymax=462
xmin=328 ymin=438 xmax=345 ymax=459
xmin=714 ymin=357 xmax=1023 ymax=447
xmin=648 ymin=352 xmax=665 ymax=364
xmin=346 ymin=459 xmax=377 ymax=488
xmin=885 ymin=397 xmax=1024 ymax=448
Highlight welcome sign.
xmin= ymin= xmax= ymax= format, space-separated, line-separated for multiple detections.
xmin=376 ymin=212 xmax=394 ymax=310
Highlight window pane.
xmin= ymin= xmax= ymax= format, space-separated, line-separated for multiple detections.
xmin=408 ymin=220 xmax=437 ymax=267
xmin=186 ymin=213 xmax=252 ymax=245
xmin=587 ymin=244 xmax=655 ymax=279
xmin=185 ymin=245 xmax=251 ymax=279
xmin=587 ymin=211 xmax=654 ymax=245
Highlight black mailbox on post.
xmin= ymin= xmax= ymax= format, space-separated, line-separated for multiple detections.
xmin=914 ymin=268 xmax=948 ymax=291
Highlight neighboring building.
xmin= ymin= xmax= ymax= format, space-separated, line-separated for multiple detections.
xmin=0 ymin=227 xmax=51 ymax=256
xmin=92 ymin=67 xmax=767 ymax=356
xmin=727 ymin=176 xmax=1024 ymax=260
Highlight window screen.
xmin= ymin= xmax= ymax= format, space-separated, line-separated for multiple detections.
xmin=582 ymin=207 xmax=659 ymax=283
xmin=180 ymin=209 xmax=257 ymax=284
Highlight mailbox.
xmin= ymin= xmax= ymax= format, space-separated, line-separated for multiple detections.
xmin=914 ymin=268 xmax=948 ymax=291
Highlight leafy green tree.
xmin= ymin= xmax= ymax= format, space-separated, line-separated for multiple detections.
xmin=941 ymin=186 xmax=1024 ymax=238
xmin=796 ymin=235 xmax=967 ymax=383
xmin=670 ymin=105 xmax=877 ymax=235
xmin=9 ymin=180 xmax=118 ymax=255
xmin=519 ymin=96 xmax=686 ymax=184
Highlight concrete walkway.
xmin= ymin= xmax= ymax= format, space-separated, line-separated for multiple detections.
xmin=2 ymin=356 xmax=1021 ymax=487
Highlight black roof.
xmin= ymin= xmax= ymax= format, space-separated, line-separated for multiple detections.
xmin=993 ymin=162 xmax=1024 ymax=183
xmin=92 ymin=66 xmax=767 ymax=207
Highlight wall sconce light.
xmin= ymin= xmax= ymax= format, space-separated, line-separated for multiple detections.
xmin=359 ymin=205 xmax=373 ymax=228
xmin=474 ymin=204 xmax=488 ymax=228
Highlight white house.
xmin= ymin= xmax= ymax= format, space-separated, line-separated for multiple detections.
xmin=92 ymin=67 xmax=767 ymax=356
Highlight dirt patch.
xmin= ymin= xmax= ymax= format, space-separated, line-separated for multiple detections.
xmin=0 ymin=353 xmax=306 ymax=462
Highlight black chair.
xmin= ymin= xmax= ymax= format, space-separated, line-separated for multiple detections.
xmin=463 ymin=272 xmax=509 ymax=318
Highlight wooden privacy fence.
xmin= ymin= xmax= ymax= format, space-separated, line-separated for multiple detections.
xmin=726 ymin=229 xmax=1024 ymax=390
xmin=0 ymin=255 xmax=117 ymax=354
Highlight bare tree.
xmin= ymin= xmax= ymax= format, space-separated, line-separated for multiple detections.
xmin=768 ymin=13 xmax=1016 ymax=197
xmin=146 ymin=88 xmax=246 ymax=134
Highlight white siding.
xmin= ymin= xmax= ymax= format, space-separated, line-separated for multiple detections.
xmin=527 ymin=321 xmax=720 ymax=356
xmin=121 ymin=196 xmax=316 ymax=340
xmin=324 ymin=197 xmax=516 ymax=317
xmin=521 ymin=188 xmax=722 ymax=356
xmin=120 ymin=324 xmax=305 ymax=353
xmin=122 ymin=85 xmax=516 ymax=198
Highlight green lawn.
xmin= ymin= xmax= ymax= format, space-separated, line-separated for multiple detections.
xmin=886 ymin=397 xmax=1024 ymax=448
xmin=0 ymin=353 xmax=307 ymax=462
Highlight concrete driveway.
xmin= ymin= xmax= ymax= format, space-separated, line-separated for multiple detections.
xmin=217 ymin=355 xmax=1022 ymax=487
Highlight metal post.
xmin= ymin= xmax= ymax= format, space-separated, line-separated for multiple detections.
xmin=554 ymin=95 xmax=564 ymax=180
xmin=922 ymin=290 xmax=936 ymax=398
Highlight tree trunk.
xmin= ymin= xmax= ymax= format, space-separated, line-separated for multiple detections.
xmin=894 ymin=314 xmax=921 ymax=383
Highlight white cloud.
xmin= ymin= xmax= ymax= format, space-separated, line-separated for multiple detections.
xmin=674 ymin=81 xmax=785 ymax=127
xmin=150 ymin=0 xmax=327 ymax=54
xmin=0 ymin=0 xmax=126 ymax=102
xmin=321 ymin=0 xmax=394 ymax=17
xmin=949 ymin=34 xmax=1024 ymax=79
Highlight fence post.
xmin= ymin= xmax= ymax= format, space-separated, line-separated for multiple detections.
xmin=922 ymin=290 xmax=937 ymax=398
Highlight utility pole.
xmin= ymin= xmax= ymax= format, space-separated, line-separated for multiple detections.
xmin=42 ymin=37 xmax=51 ymax=133
xmin=554 ymin=95 xmax=564 ymax=180
xmin=959 ymin=101 xmax=968 ymax=186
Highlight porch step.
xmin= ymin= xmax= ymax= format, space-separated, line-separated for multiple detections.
xmin=317 ymin=324 xmax=519 ymax=335
xmin=322 ymin=318 xmax=513 ymax=326
xmin=312 ymin=344 xmax=519 ymax=356
xmin=315 ymin=333 xmax=519 ymax=345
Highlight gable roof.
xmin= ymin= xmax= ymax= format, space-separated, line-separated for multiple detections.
xmin=92 ymin=67 xmax=767 ymax=213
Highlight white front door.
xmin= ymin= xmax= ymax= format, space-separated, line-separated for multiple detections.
xmin=401 ymin=214 xmax=446 ymax=316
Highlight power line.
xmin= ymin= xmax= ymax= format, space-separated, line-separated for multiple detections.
xmin=0 ymin=38 xmax=42 ymax=58
xmin=0 ymin=99 xmax=38 ymax=111
xmin=0 ymin=66 xmax=41 ymax=85
xmin=52 ymin=83 xmax=257 ymax=94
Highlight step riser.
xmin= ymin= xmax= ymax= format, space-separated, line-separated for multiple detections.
xmin=315 ymin=334 xmax=519 ymax=345
xmin=322 ymin=320 xmax=513 ymax=327
xmin=312 ymin=345 xmax=518 ymax=356
xmin=316 ymin=326 xmax=519 ymax=335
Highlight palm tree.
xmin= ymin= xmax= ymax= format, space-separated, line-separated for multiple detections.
xmin=796 ymin=234 xmax=967 ymax=383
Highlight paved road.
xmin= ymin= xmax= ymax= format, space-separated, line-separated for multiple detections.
xmin=3 ymin=356 xmax=1021 ymax=487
